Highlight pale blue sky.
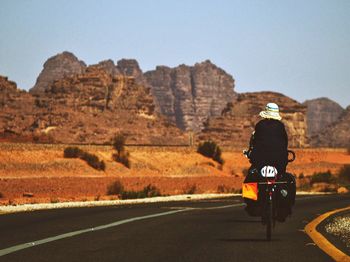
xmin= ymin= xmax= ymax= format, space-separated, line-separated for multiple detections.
xmin=0 ymin=0 xmax=349 ymax=107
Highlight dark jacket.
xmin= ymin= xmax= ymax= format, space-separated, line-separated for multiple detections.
xmin=249 ymin=119 xmax=288 ymax=173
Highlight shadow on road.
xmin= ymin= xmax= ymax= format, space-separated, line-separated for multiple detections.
xmin=223 ymin=219 xmax=261 ymax=224
xmin=219 ymin=238 xmax=281 ymax=242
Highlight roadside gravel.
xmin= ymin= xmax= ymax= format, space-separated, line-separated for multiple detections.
xmin=325 ymin=212 xmax=350 ymax=248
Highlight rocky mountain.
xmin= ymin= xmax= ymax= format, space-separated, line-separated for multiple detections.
xmin=0 ymin=76 xmax=36 ymax=141
xmin=1 ymin=51 xmax=348 ymax=147
xmin=198 ymin=92 xmax=308 ymax=148
xmin=310 ymin=106 xmax=350 ymax=148
xmin=144 ymin=60 xmax=237 ymax=131
xmin=303 ymin=98 xmax=344 ymax=138
xmin=30 ymin=51 xmax=86 ymax=94
xmin=0 ymin=63 xmax=186 ymax=144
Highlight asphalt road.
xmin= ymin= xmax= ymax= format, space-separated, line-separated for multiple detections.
xmin=0 ymin=194 xmax=350 ymax=262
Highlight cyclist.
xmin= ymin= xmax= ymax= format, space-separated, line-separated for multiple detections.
xmin=244 ymin=102 xmax=295 ymax=222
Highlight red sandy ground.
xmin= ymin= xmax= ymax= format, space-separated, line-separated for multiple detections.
xmin=0 ymin=143 xmax=349 ymax=205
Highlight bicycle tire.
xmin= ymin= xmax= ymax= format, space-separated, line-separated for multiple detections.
xmin=266 ymin=200 xmax=273 ymax=241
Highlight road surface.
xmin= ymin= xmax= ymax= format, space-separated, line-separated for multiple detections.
xmin=0 ymin=194 xmax=349 ymax=262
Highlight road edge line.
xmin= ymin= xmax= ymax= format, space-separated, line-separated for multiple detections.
xmin=304 ymin=206 xmax=350 ymax=262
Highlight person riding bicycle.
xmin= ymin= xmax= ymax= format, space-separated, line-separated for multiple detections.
xmin=244 ymin=102 xmax=295 ymax=222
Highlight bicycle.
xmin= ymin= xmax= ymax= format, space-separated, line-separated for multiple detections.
xmin=243 ymin=150 xmax=296 ymax=241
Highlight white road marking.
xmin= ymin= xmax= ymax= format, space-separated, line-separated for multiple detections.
xmin=0 ymin=203 xmax=243 ymax=257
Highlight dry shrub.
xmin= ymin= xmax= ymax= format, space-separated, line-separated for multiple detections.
xmin=107 ymin=180 xmax=125 ymax=195
xmin=183 ymin=184 xmax=197 ymax=194
xmin=113 ymin=151 xmax=130 ymax=168
xmin=0 ymin=192 xmax=3 ymax=198
xmin=80 ymin=152 xmax=105 ymax=171
xmin=63 ymin=147 xmax=105 ymax=171
xmin=112 ymin=134 xmax=131 ymax=168
xmin=217 ymin=184 xmax=232 ymax=193
xmin=64 ymin=147 xmax=83 ymax=158
xmin=197 ymin=140 xmax=224 ymax=165
xmin=310 ymin=171 xmax=336 ymax=185
xmin=121 ymin=184 xmax=161 ymax=199
xmin=338 ymin=164 xmax=350 ymax=184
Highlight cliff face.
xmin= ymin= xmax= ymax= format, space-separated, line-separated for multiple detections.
xmin=310 ymin=106 xmax=350 ymax=148
xmin=303 ymin=98 xmax=344 ymax=138
xmin=1 ymin=57 xmax=186 ymax=144
xmin=199 ymin=92 xmax=308 ymax=148
xmin=30 ymin=51 xmax=86 ymax=94
xmin=1 ymin=51 xmax=348 ymax=147
xmin=144 ymin=60 xmax=237 ymax=131
xmin=0 ymin=76 xmax=36 ymax=140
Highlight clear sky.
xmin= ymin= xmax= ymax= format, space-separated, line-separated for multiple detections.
xmin=0 ymin=0 xmax=349 ymax=107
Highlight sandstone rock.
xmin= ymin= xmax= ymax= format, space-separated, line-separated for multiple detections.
xmin=303 ymin=98 xmax=344 ymax=138
xmin=117 ymin=59 xmax=144 ymax=83
xmin=145 ymin=60 xmax=237 ymax=131
xmin=30 ymin=51 xmax=86 ymax=94
xmin=198 ymin=92 xmax=308 ymax=148
xmin=0 ymin=76 xmax=36 ymax=140
xmin=311 ymin=106 xmax=350 ymax=148
xmin=29 ymin=64 xmax=185 ymax=144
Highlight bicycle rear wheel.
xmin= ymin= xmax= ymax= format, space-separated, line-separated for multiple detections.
xmin=266 ymin=200 xmax=273 ymax=241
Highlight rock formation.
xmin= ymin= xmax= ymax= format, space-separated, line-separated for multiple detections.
xmin=31 ymin=63 xmax=186 ymax=144
xmin=198 ymin=92 xmax=308 ymax=148
xmin=144 ymin=60 xmax=237 ymax=131
xmin=310 ymin=106 xmax=350 ymax=148
xmin=1 ymin=51 xmax=347 ymax=148
xmin=0 ymin=76 xmax=36 ymax=141
xmin=30 ymin=51 xmax=86 ymax=94
xmin=303 ymin=98 xmax=344 ymax=138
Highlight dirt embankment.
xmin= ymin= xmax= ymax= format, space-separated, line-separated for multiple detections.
xmin=0 ymin=143 xmax=349 ymax=205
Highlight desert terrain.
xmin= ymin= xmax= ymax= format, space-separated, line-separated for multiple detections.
xmin=0 ymin=143 xmax=349 ymax=205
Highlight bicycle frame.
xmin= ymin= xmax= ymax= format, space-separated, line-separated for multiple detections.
xmin=259 ymin=179 xmax=288 ymax=241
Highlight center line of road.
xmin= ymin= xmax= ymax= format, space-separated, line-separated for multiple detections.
xmin=0 ymin=203 xmax=243 ymax=257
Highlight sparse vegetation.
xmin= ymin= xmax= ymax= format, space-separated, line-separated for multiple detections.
xmin=80 ymin=151 xmax=106 ymax=171
xmin=310 ymin=171 xmax=336 ymax=185
xmin=217 ymin=184 xmax=233 ymax=193
xmin=298 ymin=173 xmax=305 ymax=179
xmin=63 ymin=147 xmax=105 ymax=171
xmin=64 ymin=147 xmax=83 ymax=158
xmin=112 ymin=133 xmax=131 ymax=168
xmin=50 ymin=197 xmax=59 ymax=203
xmin=183 ymin=184 xmax=197 ymax=194
xmin=338 ymin=164 xmax=350 ymax=184
xmin=197 ymin=140 xmax=224 ymax=165
xmin=121 ymin=184 xmax=161 ymax=199
xmin=107 ymin=180 xmax=161 ymax=199
xmin=107 ymin=180 xmax=125 ymax=195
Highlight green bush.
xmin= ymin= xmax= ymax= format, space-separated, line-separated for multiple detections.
xmin=310 ymin=171 xmax=335 ymax=185
xmin=107 ymin=180 xmax=125 ymax=195
xmin=197 ymin=140 xmax=224 ymax=165
xmin=64 ymin=147 xmax=83 ymax=158
xmin=338 ymin=164 xmax=350 ymax=183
